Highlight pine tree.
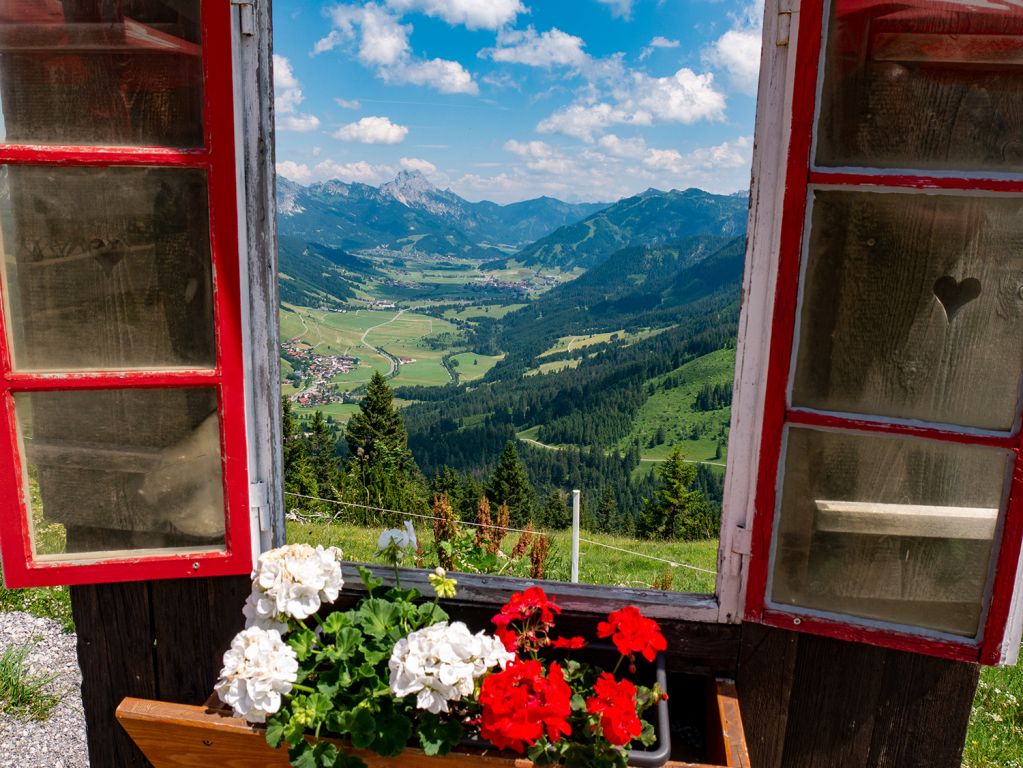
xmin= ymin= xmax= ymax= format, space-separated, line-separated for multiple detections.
xmin=637 ymin=448 xmax=718 ymax=541
xmin=538 ymin=489 xmax=570 ymax=529
xmin=306 ymin=411 xmax=340 ymax=499
xmin=345 ymin=371 xmax=410 ymax=471
xmin=281 ymin=399 xmax=321 ymax=511
xmin=486 ymin=441 xmax=536 ymax=527
xmin=342 ymin=373 xmax=427 ymax=517
xmin=596 ymin=486 xmax=618 ymax=533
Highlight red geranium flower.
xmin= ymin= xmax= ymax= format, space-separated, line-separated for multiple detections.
xmin=586 ymin=673 xmax=643 ymax=747
xmin=551 ymin=636 xmax=587 ymax=650
xmin=492 ymin=587 xmax=562 ymax=652
xmin=478 ymin=659 xmax=572 ymax=752
xmin=597 ymin=606 xmax=667 ymax=662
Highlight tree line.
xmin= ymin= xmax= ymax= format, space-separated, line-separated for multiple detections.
xmin=283 ymin=371 xmax=719 ymax=541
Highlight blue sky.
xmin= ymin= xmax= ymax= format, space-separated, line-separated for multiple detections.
xmin=273 ymin=0 xmax=763 ymax=203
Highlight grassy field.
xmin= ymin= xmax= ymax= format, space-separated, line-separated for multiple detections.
xmin=281 ymin=304 xmax=465 ymax=414
xmin=443 ymin=303 xmax=527 ymax=322
xmin=450 ymin=352 xmax=504 ymax=383
xmin=537 ymin=327 xmax=671 ymax=358
xmin=623 ymin=347 xmax=735 ymax=464
xmin=285 ymin=519 xmax=717 ymax=593
xmin=525 ymin=358 xmax=582 ymax=376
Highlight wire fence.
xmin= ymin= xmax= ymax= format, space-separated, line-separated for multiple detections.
xmin=283 ymin=491 xmax=717 ymax=576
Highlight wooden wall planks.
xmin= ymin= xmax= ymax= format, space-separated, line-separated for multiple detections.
xmin=736 ymin=623 xmax=980 ymax=768
xmin=72 ymin=576 xmax=250 ymax=768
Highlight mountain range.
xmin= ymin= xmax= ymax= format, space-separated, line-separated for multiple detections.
xmin=507 ymin=188 xmax=749 ymax=271
xmin=277 ymin=171 xmax=607 ymax=258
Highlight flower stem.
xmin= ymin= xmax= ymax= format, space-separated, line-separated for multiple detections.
xmin=292 ymin=683 xmax=315 ymax=694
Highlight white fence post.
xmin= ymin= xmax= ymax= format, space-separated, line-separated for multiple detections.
xmin=571 ymin=489 xmax=581 ymax=583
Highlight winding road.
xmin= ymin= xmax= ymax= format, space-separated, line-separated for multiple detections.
xmin=361 ymin=307 xmax=409 ymax=377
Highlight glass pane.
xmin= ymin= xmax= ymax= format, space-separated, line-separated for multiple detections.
xmin=791 ymin=190 xmax=1023 ymax=431
xmin=816 ymin=0 xmax=1023 ymax=172
xmin=16 ymin=388 xmax=225 ymax=562
xmin=0 ymin=0 xmax=203 ymax=147
xmin=0 ymin=165 xmax=215 ymax=372
xmin=770 ymin=427 xmax=1011 ymax=637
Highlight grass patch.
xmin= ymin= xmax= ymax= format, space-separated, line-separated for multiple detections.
xmin=285 ymin=520 xmax=717 ymax=594
xmin=443 ymin=303 xmax=527 ymax=322
xmin=0 ymin=641 xmax=60 ymax=721
xmin=524 ymin=358 xmax=582 ymax=377
xmin=450 ymin=352 xmax=504 ymax=383
xmin=623 ymin=347 xmax=735 ymax=464
xmin=964 ymin=661 xmax=1023 ymax=768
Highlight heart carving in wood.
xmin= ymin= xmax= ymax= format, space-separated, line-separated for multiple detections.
xmin=933 ymin=275 xmax=981 ymax=322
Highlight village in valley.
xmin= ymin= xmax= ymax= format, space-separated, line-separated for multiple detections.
xmin=281 ymin=336 xmax=360 ymax=408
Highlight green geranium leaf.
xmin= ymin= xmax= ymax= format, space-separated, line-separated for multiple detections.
xmin=321 ymin=611 xmax=355 ymax=636
xmin=372 ymin=710 xmax=413 ymax=757
xmin=288 ymin=627 xmax=317 ymax=661
xmin=415 ymin=602 xmax=448 ymax=627
xmin=639 ymin=721 xmax=657 ymax=747
xmin=358 ymin=565 xmax=383 ymax=593
xmin=348 ymin=708 xmax=377 ymax=749
xmin=289 ymin=741 xmax=343 ymax=768
xmin=264 ymin=717 xmax=286 ymax=749
xmin=416 ymin=713 xmax=463 ymax=757
xmin=322 ymin=627 xmax=362 ymax=663
xmin=357 ymin=598 xmax=401 ymax=638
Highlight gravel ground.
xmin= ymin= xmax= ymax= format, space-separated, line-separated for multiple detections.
xmin=0 ymin=611 xmax=88 ymax=768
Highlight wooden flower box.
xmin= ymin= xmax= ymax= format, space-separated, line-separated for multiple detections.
xmin=115 ymin=678 xmax=749 ymax=768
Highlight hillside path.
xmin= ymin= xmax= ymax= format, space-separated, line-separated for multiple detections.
xmin=518 ymin=436 xmax=725 ymax=467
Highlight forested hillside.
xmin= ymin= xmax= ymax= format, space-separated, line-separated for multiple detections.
xmin=509 ymin=188 xmax=748 ymax=270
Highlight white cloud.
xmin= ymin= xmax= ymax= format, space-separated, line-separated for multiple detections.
xmin=385 ymin=0 xmax=525 ymax=30
xmin=703 ymin=0 xmax=764 ymax=95
xmin=277 ymin=160 xmax=313 ymax=183
xmin=334 ymin=97 xmax=361 ymax=109
xmin=333 ymin=116 xmax=409 ymax=144
xmin=537 ymin=67 xmax=725 ymax=141
xmin=314 ymin=3 xmax=479 ymax=95
xmin=596 ymin=0 xmax=633 ymax=19
xmin=704 ymin=29 xmax=762 ymax=95
xmin=273 ymin=55 xmax=321 ymax=132
xmin=400 ymin=156 xmax=438 ymax=174
xmin=639 ymin=35 xmax=680 ymax=61
xmin=313 ymin=159 xmax=397 ymax=184
xmin=454 ymin=135 xmax=753 ymax=205
xmin=598 ymin=133 xmax=648 ymax=159
xmin=502 ymin=139 xmax=548 ymax=157
xmin=312 ymin=30 xmax=343 ymax=55
xmin=395 ymin=58 xmax=479 ymax=94
xmin=324 ymin=4 xmax=411 ymax=66
xmin=650 ymin=36 xmax=680 ymax=49
xmin=274 ymin=55 xmax=303 ymax=113
xmin=482 ymin=27 xmax=590 ymax=69
xmin=537 ymin=103 xmax=629 ymax=142
xmin=278 ymin=114 xmax=321 ymax=132
xmin=626 ymin=69 xmax=727 ymax=124
xmin=641 ymin=136 xmax=753 ymax=174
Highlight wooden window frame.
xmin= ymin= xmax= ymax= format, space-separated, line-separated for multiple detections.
xmin=739 ymin=0 xmax=1023 ymax=665
xmin=0 ymin=1 xmax=265 ymax=588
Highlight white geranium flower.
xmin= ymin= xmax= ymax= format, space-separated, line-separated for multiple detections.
xmin=214 ymin=627 xmax=298 ymax=724
xmin=244 ymin=543 xmax=344 ymax=627
xmin=378 ymin=520 xmax=417 ymax=553
xmin=388 ymin=621 xmax=514 ymax=714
